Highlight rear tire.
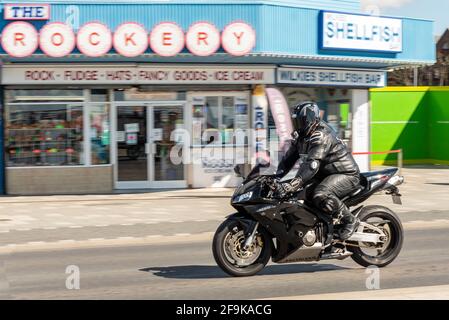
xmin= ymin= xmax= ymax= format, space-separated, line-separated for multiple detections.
xmin=212 ymin=219 xmax=272 ymax=277
xmin=349 ymin=206 xmax=404 ymax=268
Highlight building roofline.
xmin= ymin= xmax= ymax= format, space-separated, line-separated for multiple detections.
xmin=0 ymin=0 xmax=434 ymax=23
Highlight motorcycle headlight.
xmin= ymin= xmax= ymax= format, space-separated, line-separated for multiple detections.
xmin=235 ymin=191 xmax=253 ymax=203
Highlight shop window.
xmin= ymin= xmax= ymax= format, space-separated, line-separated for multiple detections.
xmin=5 ymin=103 xmax=84 ymax=167
xmin=5 ymin=89 xmax=112 ymax=167
xmin=192 ymin=94 xmax=249 ymax=146
xmin=90 ymin=104 xmax=110 ymax=165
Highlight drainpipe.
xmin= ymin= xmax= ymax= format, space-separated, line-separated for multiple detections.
xmin=413 ymin=67 xmax=419 ymax=86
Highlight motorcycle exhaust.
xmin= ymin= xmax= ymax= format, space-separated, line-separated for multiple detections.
xmin=386 ymin=175 xmax=404 ymax=188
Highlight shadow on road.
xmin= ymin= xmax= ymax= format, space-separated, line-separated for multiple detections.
xmin=140 ymin=263 xmax=349 ymax=279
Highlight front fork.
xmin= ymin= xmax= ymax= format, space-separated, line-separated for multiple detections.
xmin=243 ymin=221 xmax=259 ymax=250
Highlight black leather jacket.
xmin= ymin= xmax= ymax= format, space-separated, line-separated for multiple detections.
xmin=276 ymin=121 xmax=360 ymax=183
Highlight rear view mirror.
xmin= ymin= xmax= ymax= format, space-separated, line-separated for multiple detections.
xmin=234 ymin=165 xmax=244 ymax=178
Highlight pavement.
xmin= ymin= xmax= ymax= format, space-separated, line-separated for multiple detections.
xmin=0 ymin=167 xmax=448 ymax=299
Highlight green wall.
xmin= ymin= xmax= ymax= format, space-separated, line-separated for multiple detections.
xmin=370 ymin=87 xmax=449 ymax=166
xmin=428 ymin=91 xmax=449 ymax=163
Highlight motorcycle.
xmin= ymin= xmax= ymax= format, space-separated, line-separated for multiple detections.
xmin=212 ymin=164 xmax=405 ymax=277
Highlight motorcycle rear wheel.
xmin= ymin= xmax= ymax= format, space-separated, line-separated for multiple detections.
xmin=212 ymin=219 xmax=272 ymax=277
xmin=349 ymin=205 xmax=404 ymax=268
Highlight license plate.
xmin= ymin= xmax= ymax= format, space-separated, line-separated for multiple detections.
xmin=392 ymin=195 xmax=402 ymax=205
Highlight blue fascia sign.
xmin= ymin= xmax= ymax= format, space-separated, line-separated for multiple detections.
xmin=277 ymin=67 xmax=386 ymax=88
xmin=320 ymin=11 xmax=403 ymax=53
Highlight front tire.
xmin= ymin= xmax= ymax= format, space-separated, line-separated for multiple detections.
xmin=349 ymin=206 xmax=404 ymax=268
xmin=212 ymin=219 xmax=272 ymax=277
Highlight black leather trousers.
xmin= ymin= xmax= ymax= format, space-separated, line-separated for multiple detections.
xmin=312 ymin=174 xmax=360 ymax=216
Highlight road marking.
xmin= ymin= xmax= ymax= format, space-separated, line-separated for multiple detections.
xmin=0 ymin=232 xmax=215 ymax=254
xmin=174 ymin=233 xmax=191 ymax=236
xmin=27 ymin=241 xmax=46 ymax=245
xmin=68 ymin=226 xmax=83 ymax=229
xmin=403 ymin=219 xmax=449 ymax=230
xmin=262 ymin=285 xmax=449 ymax=300
xmin=57 ymin=240 xmax=76 ymax=244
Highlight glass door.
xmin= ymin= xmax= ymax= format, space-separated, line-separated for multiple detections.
xmin=114 ymin=104 xmax=186 ymax=189
xmin=150 ymin=105 xmax=186 ymax=188
xmin=116 ymin=105 xmax=149 ymax=188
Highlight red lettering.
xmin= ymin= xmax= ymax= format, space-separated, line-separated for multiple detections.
xmin=25 ymin=70 xmax=55 ymax=81
xmin=51 ymin=33 xmax=64 ymax=46
xmin=162 ymin=32 xmax=172 ymax=46
xmin=233 ymin=32 xmax=244 ymax=45
xmin=14 ymin=32 xmax=25 ymax=46
xmin=197 ymin=32 xmax=208 ymax=45
xmin=124 ymin=32 xmax=136 ymax=46
xmin=138 ymin=71 xmax=169 ymax=81
xmin=174 ymin=70 xmax=208 ymax=81
xmin=106 ymin=71 xmax=132 ymax=81
xmin=89 ymin=32 xmax=100 ymax=46
xmin=64 ymin=70 xmax=98 ymax=81
xmin=215 ymin=71 xmax=229 ymax=81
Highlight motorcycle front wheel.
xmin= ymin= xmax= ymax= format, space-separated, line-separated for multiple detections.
xmin=349 ymin=205 xmax=404 ymax=268
xmin=212 ymin=219 xmax=272 ymax=277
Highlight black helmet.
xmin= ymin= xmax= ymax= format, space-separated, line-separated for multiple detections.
xmin=292 ymin=101 xmax=321 ymax=137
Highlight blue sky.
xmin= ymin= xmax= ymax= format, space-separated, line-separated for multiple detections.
xmin=362 ymin=0 xmax=449 ymax=36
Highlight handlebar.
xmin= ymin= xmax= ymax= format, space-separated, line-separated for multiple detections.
xmin=257 ymin=175 xmax=303 ymax=200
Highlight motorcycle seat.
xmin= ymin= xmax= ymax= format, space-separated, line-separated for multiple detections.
xmin=341 ymin=174 xmax=369 ymax=202
xmin=341 ymin=185 xmax=365 ymax=202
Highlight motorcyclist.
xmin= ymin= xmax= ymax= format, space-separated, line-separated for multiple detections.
xmin=275 ymin=101 xmax=361 ymax=240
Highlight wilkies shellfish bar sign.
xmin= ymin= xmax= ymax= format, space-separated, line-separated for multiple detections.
xmin=1 ymin=65 xmax=275 ymax=85
xmin=0 ymin=20 xmax=256 ymax=57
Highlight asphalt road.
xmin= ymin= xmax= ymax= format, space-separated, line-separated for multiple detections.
xmin=1 ymin=221 xmax=449 ymax=299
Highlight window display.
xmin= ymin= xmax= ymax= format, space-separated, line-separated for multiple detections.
xmin=191 ymin=93 xmax=249 ymax=146
xmin=5 ymin=104 xmax=84 ymax=166
xmin=4 ymin=89 xmax=112 ymax=167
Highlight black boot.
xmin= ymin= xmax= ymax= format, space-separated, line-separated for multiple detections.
xmin=338 ymin=206 xmax=359 ymax=241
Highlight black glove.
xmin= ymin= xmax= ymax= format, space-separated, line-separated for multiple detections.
xmin=277 ymin=178 xmax=303 ymax=198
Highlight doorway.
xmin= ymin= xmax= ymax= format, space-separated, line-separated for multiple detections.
xmin=114 ymin=103 xmax=186 ymax=189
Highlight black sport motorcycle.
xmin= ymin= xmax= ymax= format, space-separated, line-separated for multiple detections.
xmin=213 ymin=164 xmax=405 ymax=277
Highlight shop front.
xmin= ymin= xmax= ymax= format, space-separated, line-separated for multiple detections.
xmin=1 ymin=64 xmax=273 ymax=193
xmin=0 ymin=1 xmax=435 ymax=195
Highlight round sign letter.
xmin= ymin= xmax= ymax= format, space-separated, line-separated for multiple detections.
xmin=222 ymin=21 xmax=255 ymax=56
xmin=77 ymin=22 xmax=112 ymax=57
xmin=40 ymin=22 xmax=76 ymax=57
xmin=150 ymin=22 xmax=184 ymax=57
xmin=113 ymin=23 xmax=148 ymax=57
xmin=185 ymin=22 xmax=220 ymax=57
xmin=1 ymin=21 xmax=38 ymax=57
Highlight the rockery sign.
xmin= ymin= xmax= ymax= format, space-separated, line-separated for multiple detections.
xmin=0 ymin=20 xmax=256 ymax=57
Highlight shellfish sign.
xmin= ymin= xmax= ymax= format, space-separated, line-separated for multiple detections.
xmin=0 ymin=20 xmax=257 ymax=57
